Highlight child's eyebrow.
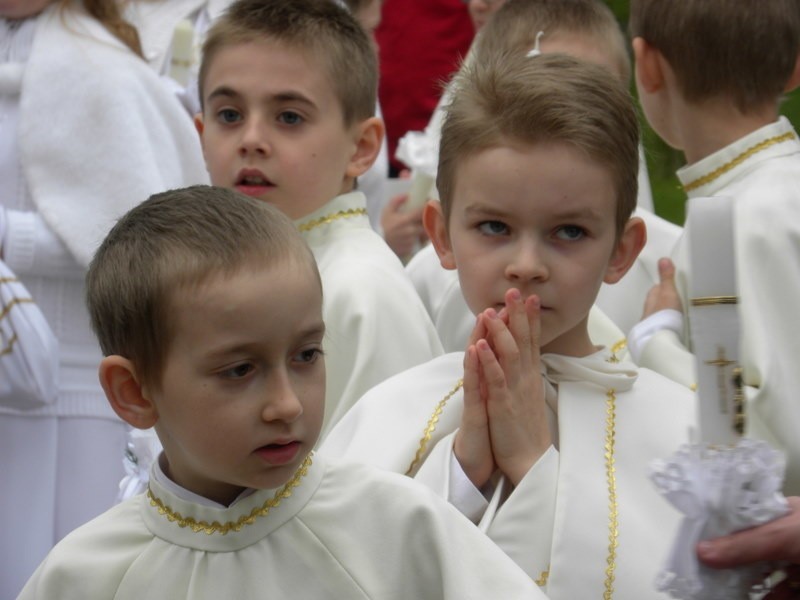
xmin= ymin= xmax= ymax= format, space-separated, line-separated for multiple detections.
xmin=298 ymin=322 xmax=326 ymax=340
xmin=205 ymin=86 xmax=317 ymax=111
xmin=463 ymin=204 xmax=510 ymax=219
xmin=206 ymin=85 xmax=241 ymax=103
xmin=548 ymin=207 xmax=605 ymax=221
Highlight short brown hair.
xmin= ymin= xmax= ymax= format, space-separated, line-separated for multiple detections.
xmin=437 ymin=52 xmax=639 ymax=235
xmin=629 ymin=0 xmax=800 ymax=112
xmin=474 ymin=0 xmax=631 ymax=83
xmin=199 ymin=0 xmax=377 ymax=126
xmin=86 ymin=185 xmax=319 ymax=391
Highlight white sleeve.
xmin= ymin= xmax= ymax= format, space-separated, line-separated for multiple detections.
xmin=627 ymin=308 xmax=684 ymax=363
xmin=3 ymin=209 xmax=86 ymax=279
xmin=0 ymin=259 xmax=59 ymax=410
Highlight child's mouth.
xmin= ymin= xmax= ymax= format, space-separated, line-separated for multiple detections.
xmin=254 ymin=441 xmax=301 ymax=465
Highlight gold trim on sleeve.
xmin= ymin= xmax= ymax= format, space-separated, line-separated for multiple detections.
xmin=0 ymin=333 xmax=18 ymax=358
xmin=0 ymin=297 xmax=34 ymax=322
xmin=682 ymin=131 xmax=796 ymax=192
xmin=297 ymin=208 xmax=367 ymax=233
xmin=405 ymin=379 xmax=463 ymax=476
xmin=690 ymin=296 xmax=738 ymax=307
xmin=147 ymin=453 xmax=313 ymax=535
xmin=0 ymin=277 xmax=20 ymax=284
xmin=604 ymin=388 xmax=619 ymax=600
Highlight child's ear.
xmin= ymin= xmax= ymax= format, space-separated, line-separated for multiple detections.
xmin=98 ymin=356 xmax=158 ymax=430
xmin=194 ymin=113 xmax=205 ymax=137
xmin=422 ymin=200 xmax=457 ymax=270
xmin=785 ymin=54 xmax=800 ymax=93
xmin=345 ymin=117 xmax=384 ymax=178
xmin=603 ymin=216 xmax=646 ymax=284
xmin=632 ymin=37 xmax=665 ymax=94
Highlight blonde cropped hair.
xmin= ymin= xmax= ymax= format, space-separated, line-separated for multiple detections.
xmin=437 ymin=53 xmax=639 ymax=236
xmin=474 ymin=0 xmax=630 ymax=83
xmin=199 ymin=0 xmax=377 ymax=126
xmin=86 ymin=185 xmax=319 ymax=391
xmin=629 ymin=0 xmax=800 ymax=112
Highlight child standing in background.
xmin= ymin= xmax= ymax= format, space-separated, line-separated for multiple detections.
xmin=193 ymin=0 xmax=443 ymax=439
xmin=0 ymin=1 xmax=207 ymax=596
xmin=628 ymin=0 xmax=800 ymax=495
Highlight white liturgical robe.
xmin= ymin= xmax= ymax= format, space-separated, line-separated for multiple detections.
xmin=635 ymin=117 xmax=800 ymax=495
xmin=322 ymin=349 xmax=696 ymax=598
xmin=19 ymin=455 xmax=546 ymax=600
xmin=297 ymin=192 xmax=444 ymax=440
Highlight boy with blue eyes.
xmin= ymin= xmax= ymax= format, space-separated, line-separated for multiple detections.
xmin=193 ymin=0 xmax=442 ymax=440
xmin=322 ymin=53 xmax=697 ymax=598
xmin=19 ymin=185 xmax=546 ymax=599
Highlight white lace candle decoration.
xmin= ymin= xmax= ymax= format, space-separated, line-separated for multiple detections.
xmin=650 ymin=197 xmax=788 ymax=599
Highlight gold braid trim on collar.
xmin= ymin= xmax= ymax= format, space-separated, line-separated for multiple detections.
xmin=682 ymin=131 xmax=796 ymax=192
xmin=297 ymin=208 xmax=367 ymax=233
xmin=147 ymin=454 xmax=313 ymax=535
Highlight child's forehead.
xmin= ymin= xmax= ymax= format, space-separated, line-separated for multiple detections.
xmin=449 ymin=141 xmax=617 ymax=210
xmin=205 ymin=37 xmax=337 ymax=94
xmin=213 ymin=37 xmax=327 ymax=74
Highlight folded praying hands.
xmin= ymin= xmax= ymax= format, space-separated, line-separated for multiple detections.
xmin=455 ymin=288 xmax=553 ymax=489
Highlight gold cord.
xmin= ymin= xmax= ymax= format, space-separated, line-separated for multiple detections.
xmin=147 ymin=454 xmax=313 ymax=535
xmin=608 ymin=339 xmax=627 ymax=364
xmin=682 ymin=131 xmax=796 ymax=192
xmin=297 ymin=208 xmax=367 ymax=233
xmin=405 ymin=379 xmax=463 ymax=476
xmin=535 ymin=568 xmax=550 ymax=587
xmin=603 ymin=389 xmax=619 ymax=600
xmin=0 ymin=297 xmax=33 ymax=322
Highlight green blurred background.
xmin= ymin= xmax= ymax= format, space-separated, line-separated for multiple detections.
xmin=607 ymin=0 xmax=800 ymax=225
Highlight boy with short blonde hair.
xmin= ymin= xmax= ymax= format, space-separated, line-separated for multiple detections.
xmin=19 ymin=185 xmax=545 ymax=599
xmin=323 ymin=52 xmax=696 ymax=598
xmin=191 ymin=0 xmax=442 ymax=440
xmin=405 ymin=0 xmax=680 ymax=346
xmin=628 ymin=0 xmax=800 ymax=494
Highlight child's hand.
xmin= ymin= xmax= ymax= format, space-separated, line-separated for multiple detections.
xmin=380 ymin=194 xmax=427 ymax=259
xmin=482 ymin=289 xmax=552 ymax=486
xmin=454 ymin=313 xmax=496 ymax=488
xmin=642 ymin=257 xmax=683 ymax=318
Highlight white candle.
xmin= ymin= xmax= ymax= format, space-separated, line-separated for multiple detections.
xmin=169 ymin=20 xmax=195 ymax=87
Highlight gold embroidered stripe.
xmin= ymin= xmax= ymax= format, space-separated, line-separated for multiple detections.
xmin=0 ymin=297 xmax=34 ymax=322
xmin=690 ymin=296 xmax=738 ymax=307
xmin=608 ymin=338 xmax=627 ymax=363
xmin=0 ymin=333 xmax=18 ymax=358
xmin=297 ymin=208 xmax=367 ymax=233
xmin=147 ymin=454 xmax=312 ymax=535
xmin=683 ymin=131 xmax=796 ymax=192
xmin=535 ymin=568 xmax=550 ymax=587
xmin=604 ymin=389 xmax=618 ymax=600
xmin=405 ymin=379 xmax=463 ymax=476
xmin=0 ymin=277 xmax=20 ymax=284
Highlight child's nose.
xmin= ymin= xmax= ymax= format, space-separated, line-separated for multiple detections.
xmin=261 ymin=372 xmax=303 ymax=423
xmin=505 ymin=238 xmax=548 ymax=282
xmin=239 ymin=118 xmax=270 ymax=157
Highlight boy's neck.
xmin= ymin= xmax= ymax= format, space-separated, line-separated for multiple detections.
xmin=673 ymin=98 xmax=780 ymax=165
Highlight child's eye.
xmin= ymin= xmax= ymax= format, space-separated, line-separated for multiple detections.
xmin=220 ymin=363 xmax=254 ymax=379
xmin=477 ymin=221 xmax=509 ymax=236
xmin=278 ymin=111 xmax=303 ymax=126
xmin=294 ymin=347 xmax=323 ymax=365
xmin=216 ymin=108 xmax=242 ymax=124
xmin=554 ymin=225 xmax=586 ymax=241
